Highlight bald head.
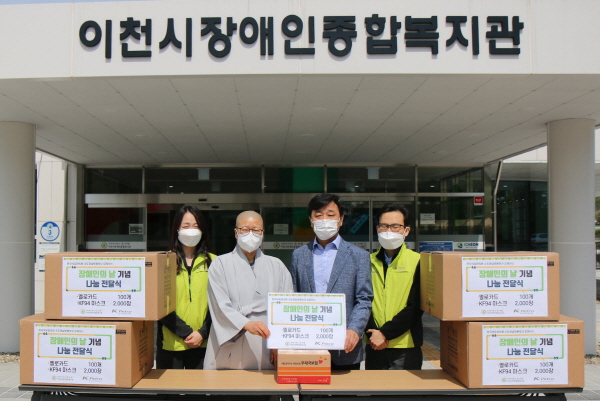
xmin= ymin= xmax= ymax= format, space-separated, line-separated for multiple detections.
xmin=236 ymin=210 xmax=263 ymax=228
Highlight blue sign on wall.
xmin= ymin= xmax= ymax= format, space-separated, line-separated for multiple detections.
xmin=40 ymin=222 xmax=60 ymax=242
xmin=418 ymin=241 xmax=453 ymax=252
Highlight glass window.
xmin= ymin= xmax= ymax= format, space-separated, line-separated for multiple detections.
xmin=372 ymin=200 xmax=416 ymax=250
xmin=496 ymin=181 xmax=548 ymax=252
xmin=85 ymin=168 xmax=142 ymax=194
xmin=327 ymin=167 xmax=415 ymax=193
xmin=418 ymin=167 xmax=483 ymax=193
xmin=85 ymin=206 xmax=145 ymax=251
xmin=145 ymin=167 xmax=261 ymax=194
xmin=264 ymin=167 xmax=324 ymax=193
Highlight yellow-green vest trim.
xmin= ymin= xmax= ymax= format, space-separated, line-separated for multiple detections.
xmin=369 ymin=244 xmax=420 ymax=349
xmin=162 ymin=253 xmax=215 ymax=351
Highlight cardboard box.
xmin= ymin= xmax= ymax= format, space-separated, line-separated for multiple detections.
xmin=421 ymin=252 xmax=560 ymax=321
xmin=45 ymin=252 xmax=176 ymax=320
xmin=440 ymin=316 xmax=584 ymax=389
xmin=277 ymin=350 xmax=331 ymax=384
xmin=20 ymin=314 xmax=153 ymax=388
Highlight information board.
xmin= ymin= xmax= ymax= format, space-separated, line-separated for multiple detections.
xmin=419 ymin=241 xmax=453 ymax=252
xmin=267 ymin=293 xmax=346 ymax=350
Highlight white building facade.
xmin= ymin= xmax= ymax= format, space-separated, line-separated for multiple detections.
xmin=0 ymin=0 xmax=597 ymax=353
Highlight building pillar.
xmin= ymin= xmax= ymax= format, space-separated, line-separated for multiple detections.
xmin=547 ymin=119 xmax=596 ymax=354
xmin=0 ymin=122 xmax=35 ymax=351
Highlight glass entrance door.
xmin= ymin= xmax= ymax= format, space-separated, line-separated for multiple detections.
xmin=147 ymin=203 xmax=258 ymax=255
xmin=261 ymin=196 xmax=413 ymax=266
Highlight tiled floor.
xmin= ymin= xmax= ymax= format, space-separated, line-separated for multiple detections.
xmin=0 ymin=363 xmax=31 ymax=401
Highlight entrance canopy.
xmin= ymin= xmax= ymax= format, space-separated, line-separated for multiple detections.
xmin=8 ymin=74 xmax=600 ymax=166
xmin=1 ymin=0 xmax=600 ymax=166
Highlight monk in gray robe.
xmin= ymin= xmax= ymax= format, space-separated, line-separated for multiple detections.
xmin=204 ymin=211 xmax=293 ymax=370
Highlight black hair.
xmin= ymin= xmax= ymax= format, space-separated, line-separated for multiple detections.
xmin=169 ymin=205 xmax=212 ymax=273
xmin=376 ymin=203 xmax=411 ymax=226
xmin=307 ymin=193 xmax=345 ymax=216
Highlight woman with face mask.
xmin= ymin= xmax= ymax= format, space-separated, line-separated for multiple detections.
xmin=156 ymin=205 xmax=215 ymax=369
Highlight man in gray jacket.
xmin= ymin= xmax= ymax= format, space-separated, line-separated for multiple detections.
xmin=289 ymin=193 xmax=373 ymax=370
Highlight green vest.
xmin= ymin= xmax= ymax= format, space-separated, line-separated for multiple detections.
xmin=161 ymin=253 xmax=214 ymax=351
xmin=369 ymin=244 xmax=420 ymax=349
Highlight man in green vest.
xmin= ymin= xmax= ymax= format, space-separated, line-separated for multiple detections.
xmin=365 ymin=203 xmax=423 ymax=370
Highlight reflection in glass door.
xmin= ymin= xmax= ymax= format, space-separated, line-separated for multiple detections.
xmin=85 ymin=206 xmax=146 ymax=251
xmin=261 ymin=207 xmax=314 ymax=267
xmin=262 ymin=198 xmax=412 ymax=266
xmin=417 ymin=196 xmax=485 ymax=252
xmin=372 ymin=199 xmax=416 ymax=251
xmin=146 ymin=204 xmax=257 ymax=255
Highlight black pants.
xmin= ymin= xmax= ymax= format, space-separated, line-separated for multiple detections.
xmin=365 ymin=346 xmax=423 ymax=370
xmin=156 ymin=347 xmax=207 ymax=369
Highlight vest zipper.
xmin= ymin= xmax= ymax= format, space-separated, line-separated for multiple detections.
xmin=188 ymin=270 xmax=192 ymax=302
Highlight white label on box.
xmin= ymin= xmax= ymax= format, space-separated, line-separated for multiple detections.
xmin=33 ymin=323 xmax=117 ymax=385
xmin=62 ymin=257 xmax=146 ymax=318
xmin=482 ymin=324 xmax=568 ymax=386
xmin=462 ymin=256 xmax=548 ymax=318
xmin=267 ymin=293 xmax=346 ymax=350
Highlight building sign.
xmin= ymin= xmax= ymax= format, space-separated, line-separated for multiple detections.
xmin=419 ymin=241 xmax=453 ymax=252
xmin=79 ymin=14 xmax=524 ymax=60
xmin=262 ymin=241 xmax=370 ymax=250
xmin=40 ymin=222 xmax=60 ymax=242
xmin=86 ymin=241 xmax=146 ymax=250
xmin=267 ymin=293 xmax=346 ymax=350
xmin=454 ymin=241 xmax=484 ymax=250
xmin=37 ymin=221 xmax=64 ymax=272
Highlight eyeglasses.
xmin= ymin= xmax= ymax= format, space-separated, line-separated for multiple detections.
xmin=236 ymin=227 xmax=264 ymax=234
xmin=376 ymin=224 xmax=405 ymax=232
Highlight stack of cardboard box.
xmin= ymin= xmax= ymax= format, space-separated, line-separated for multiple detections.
xmin=421 ymin=251 xmax=584 ymax=389
xmin=20 ymin=252 xmax=176 ymax=388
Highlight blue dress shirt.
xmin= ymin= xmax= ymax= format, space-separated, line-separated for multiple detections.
xmin=312 ymin=235 xmax=341 ymax=293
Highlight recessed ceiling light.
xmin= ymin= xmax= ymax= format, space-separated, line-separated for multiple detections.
xmin=136 ymin=134 xmax=148 ymax=138
xmin=168 ymin=185 xmax=173 ymax=188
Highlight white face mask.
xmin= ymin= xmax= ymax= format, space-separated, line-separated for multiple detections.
xmin=312 ymin=219 xmax=340 ymax=241
xmin=237 ymin=232 xmax=263 ymax=253
xmin=378 ymin=231 xmax=405 ymax=250
xmin=178 ymin=229 xmax=202 ymax=247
